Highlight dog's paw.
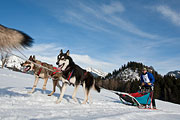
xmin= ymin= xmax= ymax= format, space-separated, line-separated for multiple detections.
xmin=72 ymin=97 xmax=78 ymax=102
xmin=27 ymin=91 xmax=33 ymax=94
xmin=82 ymin=101 xmax=87 ymax=104
xmin=56 ymin=100 xmax=61 ymax=104
xmin=42 ymin=87 xmax=46 ymax=90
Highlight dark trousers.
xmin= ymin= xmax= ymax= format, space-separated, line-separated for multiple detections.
xmin=141 ymin=86 xmax=156 ymax=108
xmin=151 ymin=91 xmax=156 ymax=108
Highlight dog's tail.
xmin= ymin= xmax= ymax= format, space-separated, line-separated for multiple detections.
xmin=94 ymin=83 xmax=101 ymax=93
xmin=93 ymin=79 xmax=101 ymax=93
xmin=0 ymin=24 xmax=33 ymax=50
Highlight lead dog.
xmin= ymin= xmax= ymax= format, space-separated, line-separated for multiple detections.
xmin=21 ymin=55 xmax=62 ymax=95
xmin=55 ymin=50 xmax=100 ymax=104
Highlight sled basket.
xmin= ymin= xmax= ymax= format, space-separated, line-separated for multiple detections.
xmin=115 ymin=90 xmax=152 ymax=107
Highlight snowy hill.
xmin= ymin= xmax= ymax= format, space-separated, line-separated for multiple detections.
xmin=167 ymin=70 xmax=180 ymax=78
xmin=4 ymin=55 xmax=24 ymax=70
xmin=106 ymin=68 xmax=140 ymax=81
xmin=116 ymin=68 xmax=140 ymax=81
xmin=86 ymin=67 xmax=108 ymax=78
xmin=105 ymin=62 xmax=145 ymax=81
xmin=0 ymin=69 xmax=180 ymax=120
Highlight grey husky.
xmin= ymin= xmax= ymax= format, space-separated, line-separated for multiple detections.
xmin=21 ymin=55 xmax=62 ymax=95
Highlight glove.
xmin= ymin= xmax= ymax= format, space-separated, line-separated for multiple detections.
xmin=141 ymin=82 xmax=145 ymax=86
xmin=147 ymin=83 xmax=151 ymax=86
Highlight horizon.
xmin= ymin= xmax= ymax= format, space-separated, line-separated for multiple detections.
xmin=1 ymin=0 xmax=180 ymax=75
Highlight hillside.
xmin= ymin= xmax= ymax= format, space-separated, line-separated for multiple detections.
xmin=167 ymin=70 xmax=180 ymax=79
xmin=0 ymin=68 xmax=180 ymax=120
xmin=101 ymin=61 xmax=180 ymax=104
xmin=4 ymin=55 xmax=24 ymax=69
xmin=99 ymin=61 xmax=152 ymax=92
xmin=86 ymin=67 xmax=107 ymax=78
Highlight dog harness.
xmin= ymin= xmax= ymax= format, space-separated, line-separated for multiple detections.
xmin=50 ymin=67 xmax=61 ymax=76
xmin=84 ymin=71 xmax=87 ymax=76
xmin=67 ymin=69 xmax=74 ymax=81
xmin=66 ymin=70 xmax=87 ymax=84
xmin=63 ymin=68 xmax=88 ymax=82
xmin=37 ymin=63 xmax=43 ymax=76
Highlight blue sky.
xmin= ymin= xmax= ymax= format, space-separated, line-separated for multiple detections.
xmin=1 ymin=0 xmax=180 ymax=75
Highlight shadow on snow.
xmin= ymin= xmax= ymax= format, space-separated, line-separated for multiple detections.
xmin=0 ymin=87 xmax=29 ymax=97
xmin=25 ymin=87 xmax=83 ymax=103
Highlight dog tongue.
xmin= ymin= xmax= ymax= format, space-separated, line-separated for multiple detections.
xmin=23 ymin=68 xmax=27 ymax=73
xmin=57 ymin=64 xmax=63 ymax=71
xmin=57 ymin=67 xmax=62 ymax=71
xmin=23 ymin=67 xmax=29 ymax=73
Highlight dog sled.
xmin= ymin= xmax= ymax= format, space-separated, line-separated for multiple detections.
xmin=114 ymin=86 xmax=156 ymax=109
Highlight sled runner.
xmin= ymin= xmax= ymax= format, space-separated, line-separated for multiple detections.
xmin=114 ymin=87 xmax=156 ymax=109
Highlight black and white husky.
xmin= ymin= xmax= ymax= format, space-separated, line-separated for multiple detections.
xmin=56 ymin=50 xmax=100 ymax=104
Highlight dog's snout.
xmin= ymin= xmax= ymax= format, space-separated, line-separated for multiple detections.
xmin=56 ymin=62 xmax=59 ymax=65
xmin=20 ymin=63 xmax=23 ymax=66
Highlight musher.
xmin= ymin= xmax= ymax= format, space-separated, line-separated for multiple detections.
xmin=140 ymin=67 xmax=156 ymax=109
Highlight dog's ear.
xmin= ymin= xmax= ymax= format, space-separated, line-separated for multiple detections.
xmin=29 ymin=55 xmax=32 ymax=60
xmin=60 ymin=49 xmax=63 ymax=54
xmin=33 ymin=55 xmax=35 ymax=60
xmin=66 ymin=50 xmax=70 ymax=56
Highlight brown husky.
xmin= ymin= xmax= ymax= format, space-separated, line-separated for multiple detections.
xmin=21 ymin=55 xmax=62 ymax=95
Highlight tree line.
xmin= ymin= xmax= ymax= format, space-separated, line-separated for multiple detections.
xmin=97 ymin=61 xmax=180 ymax=104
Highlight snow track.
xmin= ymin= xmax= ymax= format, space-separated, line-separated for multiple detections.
xmin=0 ymin=69 xmax=180 ymax=120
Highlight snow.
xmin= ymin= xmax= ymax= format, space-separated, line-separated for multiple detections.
xmin=116 ymin=68 xmax=140 ymax=81
xmin=167 ymin=70 xmax=180 ymax=79
xmin=86 ymin=67 xmax=107 ymax=77
xmin=5 ymin=55 xmax=24 ymax=69
xmin=0 ymin=69 xmax=180 ymax=120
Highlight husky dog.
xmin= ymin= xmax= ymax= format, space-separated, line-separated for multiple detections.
xmin=55 ymin=50 xmax=100 ymax=104
xmin=0 ymin=24 xmax=33 ymax=51
xmin=21 ymin=55 xmax=62 ymax=95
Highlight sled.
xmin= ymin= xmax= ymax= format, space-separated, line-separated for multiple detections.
xmin=114 ymin=87 xmax=156 ymax=109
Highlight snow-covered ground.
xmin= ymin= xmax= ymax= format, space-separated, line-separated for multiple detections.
xmin=0 ymin=69 xmax=180 ymax=120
